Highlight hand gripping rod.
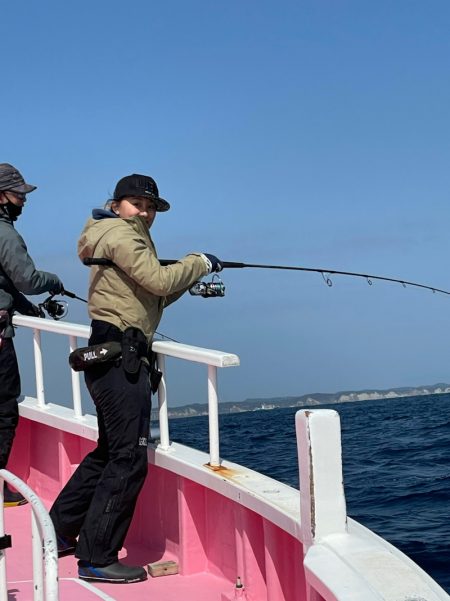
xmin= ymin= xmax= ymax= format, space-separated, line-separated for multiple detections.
xmin=82 ymin=258 xmax=450 ymax=297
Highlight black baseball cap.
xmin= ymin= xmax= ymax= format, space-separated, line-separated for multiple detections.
xmin=113 ymin=173 xmax=170 ymax=212
xmin=0 ymin=163 xmax=37 ymax=194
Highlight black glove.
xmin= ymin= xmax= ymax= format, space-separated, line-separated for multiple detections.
xmin=30 ymin=304 xmax=45 ymax=318
xmin=203 ymin=253 xmax=223 ymax=273
xmin=47 ymin=274 xmax=64 ymax=295
xmin=15 ymin=297 xmax=45 ymax=318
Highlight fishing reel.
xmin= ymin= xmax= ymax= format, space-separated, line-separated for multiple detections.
xmin=38 ymin=294 xmax=69 ymax=320
xmin=189 ymin=274 xmax=226 ymax=298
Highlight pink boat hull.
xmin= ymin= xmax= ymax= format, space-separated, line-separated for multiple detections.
xmin=5 ymin=415 xmax=305 ymax=601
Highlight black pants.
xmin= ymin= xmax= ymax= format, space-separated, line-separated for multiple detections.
xmin=50 ymin=322 xmax=152 ymax=565
xmin=0 ymin=338 xmax=20 ymax=470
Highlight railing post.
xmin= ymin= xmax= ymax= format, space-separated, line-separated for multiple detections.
xmin=296 ymin=410 xmax=347 ymax=550
xmin=0 ymin=476 xmax=7 ymax=601
xmin=157 ymin=354 xmax=170 ymax=450
xmin=33 ymin=329 xmax=45 ymax=408
xmin=207 ymin=365 xmax=220 ymax=467
xmin=69 ymin=335 xmax=83 ymax=418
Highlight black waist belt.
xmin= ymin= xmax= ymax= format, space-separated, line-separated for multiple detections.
xmin=90 ymin=320 xmax=130 ymax=345
xmin=69 ymin=320 xmax=162 ymax=392
xmin=91 ymin=320 xmax=149 ymax=363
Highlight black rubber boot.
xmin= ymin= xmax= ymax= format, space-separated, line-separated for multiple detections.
xmin=78 ymin=560 xmax=147 ymax=583
xmin=4 ymin=483 xmax=27 ymax=507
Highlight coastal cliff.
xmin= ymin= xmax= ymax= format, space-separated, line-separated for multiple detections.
xmin=152 ymin=383 xmax=450 ymax=419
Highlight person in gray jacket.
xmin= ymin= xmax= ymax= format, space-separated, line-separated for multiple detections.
xmin=0 ymin=163 xmax=64 ymax=506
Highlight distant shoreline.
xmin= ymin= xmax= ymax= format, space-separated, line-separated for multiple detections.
xmin=152 ymin=384 xmax=450 ymax=420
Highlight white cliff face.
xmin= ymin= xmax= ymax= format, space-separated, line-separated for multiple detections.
xmin=294 ymin=385 xmax=450 ymax=409
xmin=305 ymin=397 xmax=321 ymax=405
xmin=334 ymin=387 xmax=450 ymax=404
xmin=337 ymin=392 xmax=395 ymax=402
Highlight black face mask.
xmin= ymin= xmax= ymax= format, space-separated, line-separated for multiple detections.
xmin=5 ymin=201 xmax=22 ymax=221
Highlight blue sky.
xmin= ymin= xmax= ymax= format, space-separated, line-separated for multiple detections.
xmin=3 ymin=1 xmax=450 ymax=408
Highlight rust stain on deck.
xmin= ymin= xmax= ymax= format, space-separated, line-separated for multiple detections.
xmin=204 ymin=463 xmax=240 ymax=478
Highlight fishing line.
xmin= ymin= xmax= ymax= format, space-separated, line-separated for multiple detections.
xmin=153 ymin=331 xmax=180 ymax=343
xmin=52 ymin=285 xmax=179 ymax=340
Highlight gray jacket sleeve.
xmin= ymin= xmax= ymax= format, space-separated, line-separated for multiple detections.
xmin=0 ymin=226 xmax=61 ymax=295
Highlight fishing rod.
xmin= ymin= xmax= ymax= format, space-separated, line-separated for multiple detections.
xmin=82 ymin=257 xmax=450 ymax=297
xmin=213 ymin=261 xmax=450 ymax=296
xmin=62 ymin=290 xmax=88 ymax=303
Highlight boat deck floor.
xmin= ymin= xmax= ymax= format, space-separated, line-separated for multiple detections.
xmin=5 ymin=503 xmax=232 ymax=601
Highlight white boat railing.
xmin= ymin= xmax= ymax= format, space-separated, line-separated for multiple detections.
xmin=0 ymin=469 xmax=58 ymax=601
xmin=12 ymin=315 xmax=240 ymax=467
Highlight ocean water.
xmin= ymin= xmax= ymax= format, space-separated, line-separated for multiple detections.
xmin=169 ymin=393 xmax=450 ymax=594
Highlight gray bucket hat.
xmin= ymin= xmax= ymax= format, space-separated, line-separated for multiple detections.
xmin=0 ymin=163 xmax=37 ymax=193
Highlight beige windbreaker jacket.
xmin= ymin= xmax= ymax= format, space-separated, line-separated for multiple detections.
xmin=78 ymin=214 xmax=209 ymax=341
